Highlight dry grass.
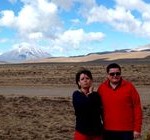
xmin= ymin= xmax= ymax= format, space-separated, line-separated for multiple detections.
xmin=0 ymin=95 xmax=74 ymax=140
xmin=0 ymin=62 xmax=149 ymax=86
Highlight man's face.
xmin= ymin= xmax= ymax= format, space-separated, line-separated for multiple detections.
xmin=107 ymin=68 xmax=121 ymax=84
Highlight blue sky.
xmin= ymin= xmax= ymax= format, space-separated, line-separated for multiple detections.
xmin=0 ymin=0 xmax=150 ymax=57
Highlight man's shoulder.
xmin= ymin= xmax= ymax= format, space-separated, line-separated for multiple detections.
xmin=100 ymin=80 xmax=108 ymax=86
xmin=97 ymin=80 xmax=108 ymax=90
xmin=122 ymin=79 xmax=133 ymax=86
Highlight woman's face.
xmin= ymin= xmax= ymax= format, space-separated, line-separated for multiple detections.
xmin=78 ymin=73 xmax=92 ymax=89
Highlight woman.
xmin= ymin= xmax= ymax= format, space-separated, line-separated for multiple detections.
xmin=72 ymin=68 xmax=103 ymax=140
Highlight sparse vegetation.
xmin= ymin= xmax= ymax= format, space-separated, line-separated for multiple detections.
xmin=0 ymin=63 xmax=149 ymax=86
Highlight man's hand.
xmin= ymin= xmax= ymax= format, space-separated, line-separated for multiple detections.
xmin=134 ymin=131 xmax=141 ymax=139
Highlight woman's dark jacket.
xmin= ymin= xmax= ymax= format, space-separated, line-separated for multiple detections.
xmin=72 ymin=90 xmax=103 ymax=136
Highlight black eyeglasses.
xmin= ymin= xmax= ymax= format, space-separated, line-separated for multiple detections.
xmin=109 ymin=72 xmax=121 ymax=76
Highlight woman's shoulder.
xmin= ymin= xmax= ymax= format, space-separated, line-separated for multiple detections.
xmin=73 ymin=90 xmax=80 ymax=94
xmin=72 ymin=90 xmax=81 ymax=96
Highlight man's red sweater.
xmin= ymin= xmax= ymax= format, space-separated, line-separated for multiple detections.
xmin=97 ymin=79 xmax=142 ymax=133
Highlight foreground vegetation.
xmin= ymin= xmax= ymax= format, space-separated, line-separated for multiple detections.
xmin=0 ymin=95 xmax=150 ymax=140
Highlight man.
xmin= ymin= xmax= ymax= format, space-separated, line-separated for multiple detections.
xmin=97 ymin=63 xmax=142 ymax=140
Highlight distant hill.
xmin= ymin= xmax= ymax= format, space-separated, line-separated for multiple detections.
xmin=27 ymin=49 xmax=150 ymax=63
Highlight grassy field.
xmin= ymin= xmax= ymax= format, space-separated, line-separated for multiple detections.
xmin=0 ymin=61 xmax=149 ymax=86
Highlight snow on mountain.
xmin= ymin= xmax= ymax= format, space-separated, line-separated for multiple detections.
xmin=131 ymin=45 xmax=150 ymax=51
xmin=0 ymin=45 xmax=51 ymax=63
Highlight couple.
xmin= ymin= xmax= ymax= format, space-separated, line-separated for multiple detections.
xmin=72 ymin=63 xmax=142 ymax=140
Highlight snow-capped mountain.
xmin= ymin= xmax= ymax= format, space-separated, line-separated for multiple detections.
xmin=0 ymin=45 xmax=51 ymax=63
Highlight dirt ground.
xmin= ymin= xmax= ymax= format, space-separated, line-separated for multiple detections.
xmin=0 ymin=62 xmax=150 ymax=140
xmin=0 ymin=87 xmax=149 ymax=140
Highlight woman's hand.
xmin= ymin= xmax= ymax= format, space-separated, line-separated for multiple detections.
xmin=88 ymin=86 xmax=94 ymax=94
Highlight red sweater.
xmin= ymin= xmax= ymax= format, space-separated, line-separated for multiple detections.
xmin=97 ymin=79 xmax=142 ymax=132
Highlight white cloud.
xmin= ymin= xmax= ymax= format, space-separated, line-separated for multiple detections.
xmin=109 ymin=6 xmax=141 ymax=32
xmin=115 ymin=0 xmax=150 ymax=20
xmin=59 ymin=29 xmax=104 ymax=46
xmin=85 ymin=32 xmax=105 ymax=41
xmin=83 ymin=0 xmax=150 ymax=38
xmin=12 ymin=42 xmax=31 ymax=49
xmin=17 ymin=5 xmax=39 ymax=33
xmin=141 ymin=21 xmax=150 ymax=36
xmin=18 ymin=2 xmax=61 ymax=39
xmin=115 ymin=0 xmax=143 ymax=9
xmin=52 ymin=0 xmax=74 ymax=11
xmin=142 ymin=12 xmax=150 ymax=20
xmin=50 ymin=29 xmax=105 ymax=55
xmin=38 ymin=0 xmax=57 ymax=13
xmin=29 ymin=32 xmax=43 ymax=39
xmin=59 ymin=29 xmax=84 ymax=47
xmin=86 ymin=5 xmax=141 ymax=32
xmin=51 ymin=45 xmax=64 ymax=54
xmin=0 ymin=10 xmax=15 ymax=27
xmin=0 ymin=0 xmax=62 ymax=40
xmin=115 ymin=0 xmax=149 ymax=11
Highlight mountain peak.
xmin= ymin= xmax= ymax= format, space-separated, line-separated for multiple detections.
xmin=0 ymin=45 xmax=51 ymax=63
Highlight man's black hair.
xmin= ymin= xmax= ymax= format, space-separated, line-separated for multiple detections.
xmin=106 ymin=63 xmax=121 ymax=73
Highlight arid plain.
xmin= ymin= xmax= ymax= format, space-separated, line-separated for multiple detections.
xmin=0 ymin=52 xmax=150 ymax=140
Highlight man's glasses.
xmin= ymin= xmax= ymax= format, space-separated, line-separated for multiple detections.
xmin=109 ymin=72 xmax=121 ymax=76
